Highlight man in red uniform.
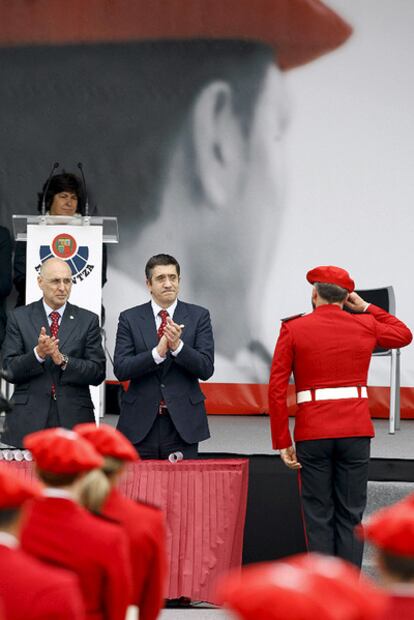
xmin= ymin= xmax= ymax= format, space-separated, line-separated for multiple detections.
xmin=0 ymin=464 xmax=86 ymax=620
xmin=20 ymin=428 xmax=132 ymax=620
xmin=268 ymin=265 xmax=412 ymax=566
xmin=358 ymin=499 xmax=414 ymax=620
xmin=75 ymin=422 xmax=167 ymax=620
xmin=216 ymin=552 xmax=387 ymax=620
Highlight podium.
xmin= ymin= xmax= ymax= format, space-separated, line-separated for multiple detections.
xmin=11 ymin=214 xmax=118 ymax=421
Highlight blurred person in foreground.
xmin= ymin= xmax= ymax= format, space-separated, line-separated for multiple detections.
xmin=269 ymin=265 xmax=412 ymax=566
xmin=0 ymin=464 xmax=85 ymax=619
xmin=20 ymin=427 xmax=131 ymax=620
xmin=76 ymin=422 xmax=167 ymax=620
xmin=1 ymin=257 xmax=105 ymax=448
xmin=358 ymin=498 xmax=414 ymax=619
xmin=216 ymin=552 xmax=387 ymax=620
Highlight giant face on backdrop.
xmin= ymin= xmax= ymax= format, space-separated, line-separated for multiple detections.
xmin=0 ymin=0 xmax=352 ymax=387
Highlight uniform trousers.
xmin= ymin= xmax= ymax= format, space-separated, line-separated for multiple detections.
xmin=133 ymin=411 xmax=198 ymax=460
xmin=295 ymin=436 xmax=370 ymax=567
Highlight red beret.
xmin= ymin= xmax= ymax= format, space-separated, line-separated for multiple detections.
xmin=24 ymin=428 xmax=103 ymax=474
xmin=287 ymin=553 xmax=386 ymax=619
xmin=217 ymin=554 xmax=386 ymax=620
xmin=357 ymin=501 xmax=414 ymax=556
xmin=0 ymin=464 xmax=41 ymax=509
xmin=306 ymin=265 xmax=355 ymax=292
xmin=74 ymin=423 xmax=139 ymax=462
xmin=0 ymin=0 xmax=352 ymax=71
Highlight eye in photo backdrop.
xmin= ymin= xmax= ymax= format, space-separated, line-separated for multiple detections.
xmin=0 ymin=0 xmax=413 ymax=416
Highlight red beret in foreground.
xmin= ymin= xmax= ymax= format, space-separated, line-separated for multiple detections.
xmin=0 ymin=464 xmax=41 ymax=509
xmin=216 ymin=553 xmax=386 ymax=620
xmin=24 ymin=428 xmax=103 ymax=474
xmin=357 ymin=500 xmax=414 ymax=556
xmin=74 ymin=423 xmax=139 ymax=462
xmin=307 ymin=265 xmax=355 ymax=292
xmin=0 ymin=0 xmax=352 ymax=71
xmin=287 ymin=553 xmax=386 ymax=618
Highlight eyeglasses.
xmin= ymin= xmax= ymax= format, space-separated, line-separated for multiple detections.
xmin=44 ymin=278 xmax=72 ymax=286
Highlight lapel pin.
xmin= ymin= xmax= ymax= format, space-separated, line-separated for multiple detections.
xmin=70 ymin=315 xmax=74 ymax=320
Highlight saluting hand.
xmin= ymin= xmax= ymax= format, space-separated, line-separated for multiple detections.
xmin=280 ymin=446 xmax=302 ymax=470
xmin=344 ymin=292 xmax=368 ymax=313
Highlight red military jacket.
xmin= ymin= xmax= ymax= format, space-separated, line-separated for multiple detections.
xmin=380 ymin=593 xmax=414 ymax=620
xmin=0 ymin=540 xmax=85 ymax=620
xmin=20 ymin=495 xmax=132 ymax=620
xmin=269 ymin=304 xmax=412 ymax=449
xmin=103 ymin=487 xmax=167 ymax=620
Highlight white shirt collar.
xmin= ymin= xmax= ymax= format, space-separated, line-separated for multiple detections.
xmin=151 ymin=298 xmax=178 ymax=319
xmin=0 ymin=532 xmax=19 ymax=549
xmin=43 ymin=487 xmax=74 ymax=500
xmin=42 ymin=300 xmax=67 ymax=319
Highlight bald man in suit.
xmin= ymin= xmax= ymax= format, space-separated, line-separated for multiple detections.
xmin=1 ymin=258 xmax=105 ymax=448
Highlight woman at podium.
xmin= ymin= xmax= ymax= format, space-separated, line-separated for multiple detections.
xmin=13 ymin=172 xmax=107 ymax=308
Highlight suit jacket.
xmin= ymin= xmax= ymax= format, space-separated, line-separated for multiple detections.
xmin=0 ymin=226 xmax=12 ymax=351
xmin=21 ymin=496 xmax=132 ymax=620
xmin=269 ymin=304 xmax=412 ymax=449
xmin=103 ymin=487 xmax=167 ymax=620
xmin=1 ymin=299 xmax=106 ymax=448
xmin=0 ymin=543 xmax=85 ymax=620
xmin=114 ymin=300 xmax=214 ymax=444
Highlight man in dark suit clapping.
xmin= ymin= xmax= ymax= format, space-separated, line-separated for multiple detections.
xmin=1 ymin=257 xmax=105 ymax=448
xmin=114 ymin=254 xmax=214 ymax=459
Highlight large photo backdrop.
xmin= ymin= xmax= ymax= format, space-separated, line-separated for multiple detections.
xmin=0 ymin=0 xmax=413 ymax=415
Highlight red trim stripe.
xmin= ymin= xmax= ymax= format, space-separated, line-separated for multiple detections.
xmin=106 ymin=381 xmax=414 ymax=419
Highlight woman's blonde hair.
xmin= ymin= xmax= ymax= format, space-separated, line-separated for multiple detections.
xmin=77 ymin=468 xmax=111 ymax=514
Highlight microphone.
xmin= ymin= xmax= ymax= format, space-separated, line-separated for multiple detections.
xmin=77 ymin=162 xmax=89 ymax=217
xmin=41 ymin=161 xmax=59 ymax=215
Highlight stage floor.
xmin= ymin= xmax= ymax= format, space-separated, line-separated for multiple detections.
xmin=198 ymin=416 xmax=414 ymax=460
xmin=2 ymin=413 xmax=411 ymax=460
xmin=102 ymin=414 xmax=414 ymax=460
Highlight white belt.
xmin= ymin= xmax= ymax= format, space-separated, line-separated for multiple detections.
xmin=296 ymin=386 xmax=368 ymax=404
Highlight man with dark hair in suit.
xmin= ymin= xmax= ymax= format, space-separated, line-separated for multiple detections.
xmin=1 ymin=257 xmax=105 ymax=448
xmin=114 ymin=253 xmax=214 ymax=459
xmin=0 ymin=226 xmax=12 ymax=351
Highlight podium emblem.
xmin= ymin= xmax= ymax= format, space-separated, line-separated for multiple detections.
xmin=39 ymin=232 xmax=93 ymax=283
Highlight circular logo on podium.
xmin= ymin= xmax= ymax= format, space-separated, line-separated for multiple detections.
xmin=39 ymin=233 xmax=91 ymax=282
xmin=51 ymin=233 xmax=77 ymax=259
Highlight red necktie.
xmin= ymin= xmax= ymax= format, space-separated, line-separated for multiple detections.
xmin=50 ymin=311 xmax=60 ymax=339
xmin=157 ymin=310 xmax=169 ymax=411
xmin=50 ymin=312 xmax=60 ymax=398
xmin=157 ymin=310 xmax=169 ymax=339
